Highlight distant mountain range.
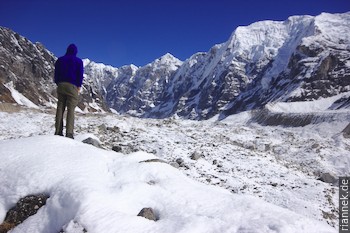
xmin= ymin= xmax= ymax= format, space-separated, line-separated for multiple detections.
xmin=1 ymin=12 xmax=349 ymax=119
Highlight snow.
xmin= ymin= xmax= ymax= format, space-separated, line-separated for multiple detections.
xmin=314 ymin=12 xmax=350 ymax=43
xmin=257 ymin=15 xmax=314 ymax=89
xmin=157 ymin=53 xmax=183 ymax=71
xmin=267 ymin=92 xmax=350 ymax=113
xmin=150 ymin=12 xmax=350 ymax=120
xmin=1 ymin=106 xmax=348 ymax=232
xmin=4 ymin=81 xmax=39 ymax=109
xmin=0 ymin=135 xmax=335 ymax=233
xmin=301 ymin=12 xmax=350 ymax=52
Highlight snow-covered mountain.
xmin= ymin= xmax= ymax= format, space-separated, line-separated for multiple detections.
xmin=106 ymin=53 xmax=182 ymax=116
xmin=1 ymin=12 xmax=349 ymax=120
xmin=146 ymin=12 xmax=350 ymax=119
xmin=86 ymin=12 xmax=350 ymax=120
xmin=220 ymin=12 xmax=350 ymax=119
xmin=81 ymin=59 xmax=119 ymax=112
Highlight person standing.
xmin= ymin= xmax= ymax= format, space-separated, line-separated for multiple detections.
xmin=54 ymin=43 xmax=84 ymax=139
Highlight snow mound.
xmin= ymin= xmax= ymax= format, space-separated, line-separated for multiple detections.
xmin=0 ymin=136 xmax=335 ymax=233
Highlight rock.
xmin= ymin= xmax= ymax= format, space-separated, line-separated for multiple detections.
xmin=318 ymin=172 xmax=337 ymax=184
xmin=98 ymin=124 xmax=107 ymax=132
xmin=0 ymin=194 xmax=49 ymax=232
xmin=264 ymin=144 xmax=271 ymax=151
xmin=120 ymin=144 xmax=140 ymax=154
xmin=169 ymin=162 xmax=180 ymax=168
xmin=82 ymin=137 xmax=101 ymax=148
xmin=107 ymin=126 xmax=120 ymax=133
xmin=139 ymin=159 xmax=167 ymax=164
xmin=137 ymin=208 xmax=157 ymax=221
xmin=190 ymin=151 xmax=201 ymax=160
xmin=0 ymin=27 xmax=110 ymax=112
xmin=342 ymin=123 xmax=350 ymax=138
xmin=60 ymin=220 xmax=87 ymax=233
xmin=112 ymin=145 xmax=122 ymax=152
xmin=0 ymin=222 xmax=15 ymax=233
xmin=175 ymin=158 xmax=184 ymax=167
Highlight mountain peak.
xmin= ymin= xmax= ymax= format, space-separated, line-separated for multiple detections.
xmin=1 ymin=12 xmax=349 ymax=120
xmin=153 ymin=53 xmax=182 ymax=66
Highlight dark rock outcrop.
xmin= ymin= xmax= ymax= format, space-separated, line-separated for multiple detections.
xmin=0 ymin=194 xmax=49 ymax=233
xmin=0 ymin=26 xmax=110 ymax=112
xmin=0 ymin=27 xmax=56 ymax=107
xmin=342 ymin=123 xmax=350 ymax=138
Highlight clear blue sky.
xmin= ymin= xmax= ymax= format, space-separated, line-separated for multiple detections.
xmin=1 ymin=0 xmax=349 ymax=67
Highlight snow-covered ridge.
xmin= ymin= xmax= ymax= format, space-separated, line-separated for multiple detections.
xmin=1 ymin=12 xmax=350 ymax=119
xmin=144 ymin=11 xmax=350 ymax=119
xmin=304 ymin=12 xmax=350 ymax=47
xmin=105 ymin=53 xmax=183 ymax=116
xmin=146 ymin=53 xmax=183 ymax=71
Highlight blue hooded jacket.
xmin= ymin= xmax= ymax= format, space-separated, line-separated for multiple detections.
xmin=54 ymin=44 xmax=84 ymax=87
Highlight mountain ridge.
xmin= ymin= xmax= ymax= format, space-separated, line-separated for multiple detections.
xmin=0 ymin=12 xmax=349 ymax=120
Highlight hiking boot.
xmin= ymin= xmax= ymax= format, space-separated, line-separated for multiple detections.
xmin=66 ymin=133 xmax=74 ymax=139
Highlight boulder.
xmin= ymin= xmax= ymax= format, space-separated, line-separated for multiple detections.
xmin=112 ymin=145 xmax=122 ymax=152
xmin=175 ymin=158 xmax=185 ymax=167
xmin=60 ymin=220 xmax=87 ymax=233
xmin=0 ymin=194 xmax=49 ymax=232
xmin=139 ymin=159 xmax=167 ymax=164
xmin=82 ymin=137 xmax=101 ymax=148
xmin=190 ymin=151 xmax=201 ymax=160
xmin=318 ymin=172 xmax=337 ymax=184
xmin=169 ymin=162 xmax=180 ymax=168
xmin=342 ymin=123 xmax=350 ymax=138
xmin=137 ymin=208 xmax=157 ymax=221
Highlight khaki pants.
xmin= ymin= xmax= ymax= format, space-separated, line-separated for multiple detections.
xmin=55 ymin=82 xmax=79 ymax=137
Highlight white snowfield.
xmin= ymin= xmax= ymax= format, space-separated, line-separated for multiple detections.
xmin=0 ymin=135 xmax=335 ymax=233
xmin=1 ymin=94 xmax=350 ymax=232
xmin=266 ymin=93 xmax=350 ymax=113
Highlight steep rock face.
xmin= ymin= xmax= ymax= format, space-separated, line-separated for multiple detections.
xmin=106 ymin=53 xmax=182 ymax=116
xmin=0 ymin=26 xmax=111 ymax=112
xmin=0 ymin=27 xmax=57 ymax=107
xmin=81 ymin=59 xmax=118 ymax=112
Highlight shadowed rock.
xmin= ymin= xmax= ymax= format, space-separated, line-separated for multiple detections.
xmin=137 ymin=208 xmax=157 ymax=221
xmin=0 ymin=194 xmax=49 ymax=233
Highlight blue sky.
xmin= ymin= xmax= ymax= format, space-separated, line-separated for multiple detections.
xmin=1 ymin=0 xmax=349 ymax=67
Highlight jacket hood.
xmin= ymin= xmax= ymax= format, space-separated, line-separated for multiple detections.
xmin=65 ymin=44 xmax=78 ymax=56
